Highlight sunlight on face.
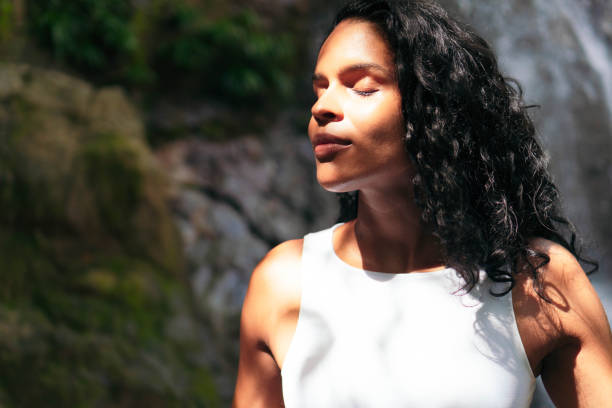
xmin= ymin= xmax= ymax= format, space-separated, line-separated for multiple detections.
xmin=308 ymin=19 xmax=412 ymax=194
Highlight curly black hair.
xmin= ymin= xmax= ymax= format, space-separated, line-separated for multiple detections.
xmin=332 ymin=0 xmax=596 ymax=297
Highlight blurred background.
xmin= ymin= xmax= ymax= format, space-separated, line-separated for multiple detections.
xmin=0 ymin=0 xmax=609 ymax=406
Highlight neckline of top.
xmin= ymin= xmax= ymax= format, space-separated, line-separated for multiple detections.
xmin=328 ymin=223 xmax=453 ymax=280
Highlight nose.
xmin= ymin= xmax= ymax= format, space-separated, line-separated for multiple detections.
xmin=311 ymin=87 xmax=343 ymax=125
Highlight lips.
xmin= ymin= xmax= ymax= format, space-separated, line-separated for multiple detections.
xmin=312 ymin=133 xmax=352 ymax=162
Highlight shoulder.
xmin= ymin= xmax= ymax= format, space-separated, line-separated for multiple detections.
xmin=513 ymin=238 xmax=612 ymax=373
xmin=234 ymin=239 xmax=303 ymax=407
xmin=516 ymin=237 xmax=584 ymax=288
xmin=248 ymin=239 xmax=304 ymax=304
xmin=516 ymin=238 xmax=605 ymax=338
xmin=527 ymin=237 xmax=586 ymax=285
xmin=517 ymin=237 xmax=590 ymax=295
xmin=513 ymin=243 xmax=612 ymax=405
xmin=522 ymin=238 xmax=599 ymax=321
xmin=258 ymin=239 xmax=304 ymax=274
xmin=241 ymin=239 xmax=304 ymax=346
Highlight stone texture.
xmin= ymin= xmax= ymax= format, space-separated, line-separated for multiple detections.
xmin=155 ymin=115 xmax=337 ymax=401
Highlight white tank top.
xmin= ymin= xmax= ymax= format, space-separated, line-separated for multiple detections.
xmin=281 ymin=224 xmax=536 ymax=407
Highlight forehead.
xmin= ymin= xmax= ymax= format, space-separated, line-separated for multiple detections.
xmin=316 ymin=19 xmax=395 ymax=72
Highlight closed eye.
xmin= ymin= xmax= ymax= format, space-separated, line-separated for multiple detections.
xmin=349 ymin=76 xmax=380 ymax=97
xmin=353 ymin=89 xmax=378 ymax=96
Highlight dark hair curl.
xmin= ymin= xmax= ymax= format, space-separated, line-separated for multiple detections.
xmin=332 ymin=0 xmax=597 ymax=297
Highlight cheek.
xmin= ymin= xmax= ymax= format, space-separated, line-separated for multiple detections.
xmin=352 ymin=101 xmax=405 ymax=147
xmin=347 ymin=97 xmax=380 ymax=119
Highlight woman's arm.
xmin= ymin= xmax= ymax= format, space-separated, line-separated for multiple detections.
xmin=233 ymin=279 xmax=283 ymax=408
xmin=233 ymin=239 xmax=303 ymax=408
xmin=530 ymin=240 xmax=612 ymax=407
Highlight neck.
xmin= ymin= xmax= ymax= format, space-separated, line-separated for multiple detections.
xmin=336 ymin=185 xmax=445 ymax=274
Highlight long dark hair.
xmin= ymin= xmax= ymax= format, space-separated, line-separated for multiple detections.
xmin=332 ymin=0 xmax=596 ymax=296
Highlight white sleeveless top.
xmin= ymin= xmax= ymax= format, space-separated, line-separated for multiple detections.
xmin=281 ymin=224 xmax=536 ymax=407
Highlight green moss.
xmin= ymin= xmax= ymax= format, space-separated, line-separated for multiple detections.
xmin=0 ymin=0 xmax=13 ymax=43
xmin=0 ymin=97 xmax=69 ymax=228
xmin=81 ymin=132 xmax=143 ymax=239
xmin=191 ymin=368 xmax=222 ymax=408
xmin=0 ymin=236 xmax=197 ymax=406
xmin=0 ymin=231 xmax=56 ymax=305
xmin=4 ymin=96 xmax=35 ymax=141
xmin=79 ymin=268 xmax=117 ymax=294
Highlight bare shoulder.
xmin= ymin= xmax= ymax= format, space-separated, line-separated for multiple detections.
xmin=255 ymin=238 xmax=304 ymax=282
xmin=527 ymin=237 xmax=589 ymax=288
xmin=516 ymin=238 xmax=607 ymax=338
xmin=242 ymin=239 xmax=304 ymax=347
xmin=233 ymin=239 xmax=303 ymax=408
xmin=516 ymin=237 xmax=593 ymax=296
xmin=513 ymin=238 xmax=612 ymax=406
xmin=248 ymin=239 xmax=303 ymax=306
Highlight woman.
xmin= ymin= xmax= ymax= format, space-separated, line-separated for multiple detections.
xmin=233 ymin=0 xmax=612 ymax=406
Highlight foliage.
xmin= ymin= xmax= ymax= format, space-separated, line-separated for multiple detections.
xmin=152 ymin=4 xmax=294 ymax=103
xmin=0 ymin=0 xmax=13 ymax=42
xmin=27 ymin=0 xmax=142 ymax=75
xmin=25 ymin=0 xmax=297 ymax=107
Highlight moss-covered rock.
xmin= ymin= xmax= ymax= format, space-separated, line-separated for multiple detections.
xmin=0 ymin=63 xmax=181 ymax=270
xmin=0 ymin=63 xmax=218 ymax=407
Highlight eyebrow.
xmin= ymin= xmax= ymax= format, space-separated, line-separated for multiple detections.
xmin=312 ymin=63 xmax=394 ymax=81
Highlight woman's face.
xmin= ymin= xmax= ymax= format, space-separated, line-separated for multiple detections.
xmin=308 ymin=19 xmax=412 ymax=193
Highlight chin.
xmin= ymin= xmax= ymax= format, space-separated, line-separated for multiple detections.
xmin=316 ymin=174 xmax=356 ymax=193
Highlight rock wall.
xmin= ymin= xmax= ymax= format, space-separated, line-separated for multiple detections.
xmin=155 ymin=114 xmax=337 ymax=399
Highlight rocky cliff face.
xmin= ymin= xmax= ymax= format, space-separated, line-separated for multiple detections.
xmin=155 ymin=114 xmax=337 ymax=398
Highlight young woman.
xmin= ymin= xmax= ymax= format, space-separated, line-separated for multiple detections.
xmin=233 ymin=1 xmax=612 ymax=406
